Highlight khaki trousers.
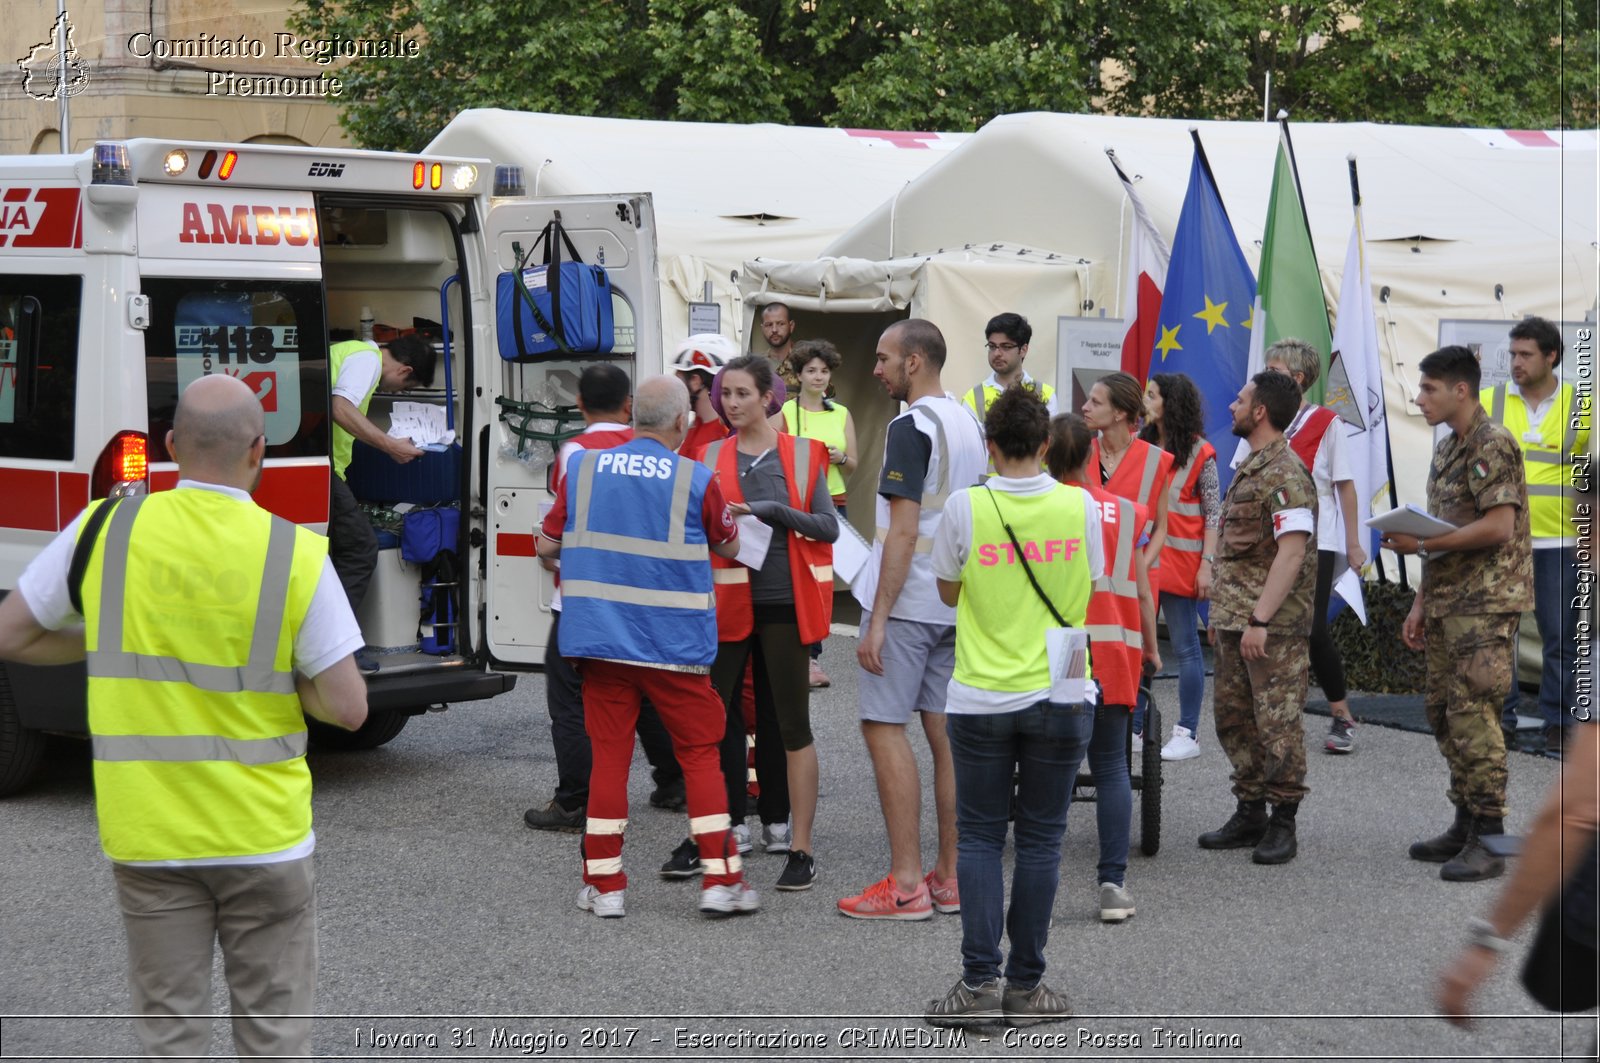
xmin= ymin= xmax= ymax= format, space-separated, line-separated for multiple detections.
xmin=113 ymin=855 xmax=317 ymax=1058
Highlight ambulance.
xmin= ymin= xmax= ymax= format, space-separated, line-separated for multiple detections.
xmin=0 ymin=137 xmax=663 ymax=794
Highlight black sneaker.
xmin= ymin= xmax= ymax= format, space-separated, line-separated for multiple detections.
xmin=522 ymin=800 xmax=583 ymax=833
xmin=649 ymin=781 xmax=687 ymax=811
xmin=659 ymin=837 xmax=703 ymax=879
xmin=775 ymin=849 xmax=816 ymax=891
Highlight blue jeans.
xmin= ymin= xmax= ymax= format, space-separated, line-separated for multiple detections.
xmin=947 ymin=701 xmax=1093 ymax=989
xmin=1503 ymin=546 xmax=1580 ymax=731
xmin=1087 ymin=704 xmax=1132 ymax=887
xmin=1136 ymin=592 xmax=1204 ymax=736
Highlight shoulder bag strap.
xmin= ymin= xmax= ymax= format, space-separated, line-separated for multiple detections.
xmin=68 ymin=498 xmax=122 ymax=617
xmin=982 ymin=487 xmax=1067 ymax=627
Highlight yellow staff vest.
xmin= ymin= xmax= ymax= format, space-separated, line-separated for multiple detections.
xmin=79 ymin=489 xmax=328 ymax=862
xmin=330 ymin=339 xmax=383 ymax=480
xmin=953 ymin=484 xmax=1092 ymax=694
xmin=962 ymin=379 xmax=1056 ymax=475
xmin=781 ymin=398 xmax=850 ymax=496
xmin=1482 ymin=382 xmax=1589 ymax=544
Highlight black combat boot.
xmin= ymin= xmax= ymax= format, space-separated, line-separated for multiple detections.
xmin=1440 ymin=816 xmax=1507 ymax=882
xmin=1408 ymin=805 xmax=1471 ymax=863
xmin=1198 ymin=799 xmax=1268 ymax=849
xmin=1252 ymin=802 xmax=1299 ymax=864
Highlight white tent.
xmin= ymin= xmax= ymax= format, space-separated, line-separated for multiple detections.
xmin=744 ymin=111 xmax=1598 ymax=548
xmin=429 ymin=109 xmax=968 ymax=347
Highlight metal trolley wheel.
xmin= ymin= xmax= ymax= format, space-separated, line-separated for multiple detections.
xmin=1070 ymin=682 xmax=1162 ymax=857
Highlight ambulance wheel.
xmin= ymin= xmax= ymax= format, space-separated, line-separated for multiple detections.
xmin=1140 ymin=704 xmax=1162 ymax=856
xmin=307 ymin=707 xmax=411 ymax=752
xmin=0 ymin=666 xmax=46 ymax=797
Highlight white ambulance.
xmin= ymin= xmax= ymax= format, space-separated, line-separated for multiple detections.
xmin=0 ymin=137 xmax=662 ymax=794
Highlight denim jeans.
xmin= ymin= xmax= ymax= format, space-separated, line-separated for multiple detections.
xmin=1136 ymin=592 xmax=1205 ymax=736
xmin=947 ymin=701 xmax=1093 ymax=988
xmin=1087 ymin=704 xmax=1132 ymax=887
xmin=1503 ymin=546 xmax=1579 ymax=731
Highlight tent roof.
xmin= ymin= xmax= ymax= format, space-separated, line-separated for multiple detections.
xmin=430 ymin=109 xmax=969 ymax=267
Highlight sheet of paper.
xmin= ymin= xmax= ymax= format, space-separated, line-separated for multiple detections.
xmin=1045 ymin=627 xmax=1092 ymax=704
xmin=733 ymin=514 xmax=771 ymax=572
xmin=831 ymin=520 xmax=873 ymax=587
xmin=1333 ymin=567 xmax=1367 ymax=625
xmin=1364 ymin=504 xmax=1458 ymax=540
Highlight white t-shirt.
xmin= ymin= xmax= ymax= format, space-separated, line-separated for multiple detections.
xmin=17 ymin=481 xmax=364 ymax=866
xmin=931 ymin=473 xmax=1104 ymax=715
xmin=332 ymin=348 xmax=382 ymax=407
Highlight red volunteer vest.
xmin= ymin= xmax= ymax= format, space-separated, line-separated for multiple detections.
xmin=1090 ymin=437 xmax=1174 ymax=515
xmin=1157 ymin=438 xmax=1216 ymax=597
xmin=1286 ymin=403 xmax=1338 ymax=473
xmin=1079 ymin=481 xmax=1147 ymax=708
xmin=550 ymin=427 xmax=634 ymax=594
xmin=702 ymin=433 xmax=834 ymax=645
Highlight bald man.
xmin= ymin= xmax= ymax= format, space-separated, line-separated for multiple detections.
xmin=0 ymin=374 xmax=368 ymax=1056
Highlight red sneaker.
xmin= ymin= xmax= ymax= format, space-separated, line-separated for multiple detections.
xmin=924 ymin=870 xmax=960 ymax=914
xmin=837 ymin=875 xmax=933 ymax=921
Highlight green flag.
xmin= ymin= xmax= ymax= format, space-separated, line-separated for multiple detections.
xmin=1258 ymin=127 xmax=1333 ymax=406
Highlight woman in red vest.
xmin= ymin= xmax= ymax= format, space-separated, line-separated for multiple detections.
xmin=1138 ymin=373 xmax=1220 ymax=761
xmin=1081 ymin=372 xmax=1174 ymax=751
xmin=664 ymin=354 xmax=838 ymax=894
xmin=1047 ymin=413 xmax=1160 ymax=923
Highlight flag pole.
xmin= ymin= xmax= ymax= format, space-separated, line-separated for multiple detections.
xmin=1348 ymin=153 xmax=1407 ymax=591
xmin=1188 ymin=128 xmax=1231 ymax=223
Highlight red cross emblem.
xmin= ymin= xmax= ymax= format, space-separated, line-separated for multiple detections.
xmin=1272 ymin=512 xmax=1287 ymax=532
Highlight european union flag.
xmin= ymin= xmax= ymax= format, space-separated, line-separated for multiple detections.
xmin=1151 ymin=132 xmax=1257 ymax=500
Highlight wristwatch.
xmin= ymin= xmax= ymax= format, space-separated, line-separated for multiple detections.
xmin=1416 ymin=538 xmax=1430 ymax=561
xmin=1247 ymin=615 xmax=1270 ymax=629
xmin=1201 ymin=553 xmax=1215 ymax=564
xmin=1465 ymin=917 xmax=1509 ymax=954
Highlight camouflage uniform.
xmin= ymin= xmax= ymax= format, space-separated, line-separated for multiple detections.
xmin=1211 ymin=437 xmax=1319 ymax=804
xmin=1420 ymin=406 xmax=1534 ymax=819
xmin=770 ymin=352 xmax=801 ymax=398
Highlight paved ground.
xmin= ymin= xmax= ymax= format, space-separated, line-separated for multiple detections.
xmin=1 ymin=643 xmax=1592 ymax=1061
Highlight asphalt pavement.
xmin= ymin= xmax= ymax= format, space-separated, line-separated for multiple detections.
xmin=1 ymin=642 xmax=1593 ymax=1062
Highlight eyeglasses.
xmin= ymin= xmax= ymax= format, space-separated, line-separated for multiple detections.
xmin=984 ymin=342 xmax=1020 ymax=353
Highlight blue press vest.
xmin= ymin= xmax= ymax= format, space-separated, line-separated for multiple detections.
xmin=556 ymin=438 xmax=719 ymax=668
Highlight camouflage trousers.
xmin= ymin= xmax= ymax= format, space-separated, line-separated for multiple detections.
xmin=1424 ymin=613 xmax=1515 ymax=818
xmin=1213 ymin=629 xmax=1310 ymax=805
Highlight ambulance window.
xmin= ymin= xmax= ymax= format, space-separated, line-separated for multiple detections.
xmin=0 ymin=275 xmax=81 ymax=460
xmin=142 ymin=279 xmax=327 ymax=462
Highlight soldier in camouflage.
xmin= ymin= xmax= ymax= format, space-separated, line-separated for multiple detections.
xmin=1201 ymin=372 xmax=1319 ymax=865
xmin=1384 ymin=345 xmax=1533 ymax=883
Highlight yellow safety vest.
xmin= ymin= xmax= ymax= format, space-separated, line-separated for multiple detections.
xmin=963 ymin=378 xmax=1056 ymax=475
xmin=953 ymin=484 xmax=1092 ymax=694
xmin=330 ymin=339 xmax=383 ymax=480
xmin=781 ymin=398 xmax=850 ymax=496
xmin=79 ymin=489 xmax=327 ymax=862
xmin=1483 ymin=382 xmax=1589 ymax=544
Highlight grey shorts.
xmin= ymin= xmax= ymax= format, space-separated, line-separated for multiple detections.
xmin=857 ymin=610 xmax=956 ymax=724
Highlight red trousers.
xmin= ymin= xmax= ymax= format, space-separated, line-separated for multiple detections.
xmin=579 ymin=659 xmax=742 ymax=892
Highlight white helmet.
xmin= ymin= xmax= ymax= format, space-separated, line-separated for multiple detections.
xmin=670 ymin=333 xmax=739 ymax=378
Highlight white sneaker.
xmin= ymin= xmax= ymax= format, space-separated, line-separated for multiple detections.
xmin=1160 ymin=726 xmax=1201 ymax=761
xmin=761 ymin=821 xmax=791 ymax=854
xmin=1099 ymin=882 xmax=1136 ymax=923
xmin=1130 ymin=731 xmax=1144 ymax=754
xmin=575 ymin=884 xmax=625 ymax=918
xmin=699 ymin=881 xmax=761 ymax=918
xmin=732 ymin=823 xmax=753 ymax=854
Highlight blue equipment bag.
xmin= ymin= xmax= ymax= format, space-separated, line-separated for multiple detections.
xmin=496 ymin=218 xmax=614 ymax=361
xmin=400 ymin=506 xmax=459 ymax=655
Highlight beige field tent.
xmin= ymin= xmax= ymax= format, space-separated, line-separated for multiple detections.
xmin=428 ymin=110 xmax=969 ymax=348
xmin=743 ymin=112 xmax=1598 ymax=554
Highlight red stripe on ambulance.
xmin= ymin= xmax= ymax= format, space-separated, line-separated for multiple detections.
xmin=0 ymin=187 xmax=83 ymax=249
xmin=496 ymin=533 xmax=537 ymax=557
xmin=0 ymin=469 xmax=84 ymax=531
xmin=150 ymin=463 xmax=330 ymax=525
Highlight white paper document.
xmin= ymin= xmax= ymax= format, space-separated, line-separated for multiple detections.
xmin=733 ymin=515 xmax=772 ymax=572
xmin=831 ymin=520 xmax=874 ymax=587
xmin=1333 ymin=568 xmax=1368 ymax=625
xmin=1045 ymin=627 xmax=1092 ymax=705
xmin=1364 ymin=504 xmax=1458 ymax=540
xmin=388 ymin=401 xmax=456 ymax=448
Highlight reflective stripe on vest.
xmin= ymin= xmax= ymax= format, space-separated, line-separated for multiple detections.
xmin=1157 ymin=439 xmax=1212 ymax=598
xmin=81 ymin=490 xmax=323 ymax=863
xmin=1092 ymin=496 xmax=1140 ymax=598
xmin=565 ymin=450 xmax=705 ymax=563
xmin=1083 ymin=485 xmax=1144 ymax=705
xmin=88 ymin=498 xmax=298 ymax=699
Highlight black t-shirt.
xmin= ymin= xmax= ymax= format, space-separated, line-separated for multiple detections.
xmin=879 ymin=416 xmax=933 ymax=503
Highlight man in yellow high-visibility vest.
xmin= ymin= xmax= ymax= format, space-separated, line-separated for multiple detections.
xmin=1481 ymin=317 xmax=1588 ymax=757
xmin=961 ymin=314 xmax=1057 ymax=477
xmin=0 ymin=374 xmax=368 ymax=1057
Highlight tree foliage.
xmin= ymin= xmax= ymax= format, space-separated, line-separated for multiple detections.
xmin=290 ymin=0 xmax=1593 ymax=151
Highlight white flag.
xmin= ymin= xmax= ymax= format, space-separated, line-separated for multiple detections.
xmin=1329 ymin=205 xmax=1392 ymax=580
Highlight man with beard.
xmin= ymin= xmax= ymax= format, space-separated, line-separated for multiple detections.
xmin=760 ymin=301 xmax=802 ymax=397
xmin=962 ymin=313 xmax=1056 ymax=478
xmin=1200 ymin=371 xmax=1318 ymax=866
